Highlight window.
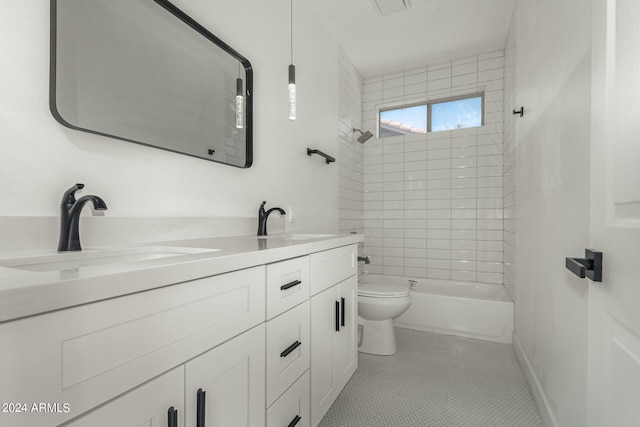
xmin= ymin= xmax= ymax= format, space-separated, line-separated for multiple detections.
xmin=378 ymin=93 xmax=484 ymax=137
xmin=379 ymin=104 xmax=427 ymax=138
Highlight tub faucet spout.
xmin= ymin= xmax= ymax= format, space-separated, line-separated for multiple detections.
xmin=358 ymin=256 xmax=370 ymax=264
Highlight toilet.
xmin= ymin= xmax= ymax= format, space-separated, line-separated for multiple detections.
xmin=357 ymin=282 xmax=411 ymax=356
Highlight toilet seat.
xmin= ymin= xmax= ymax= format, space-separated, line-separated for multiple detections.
xmin=358 ymin=283 xmax=410 ymax=298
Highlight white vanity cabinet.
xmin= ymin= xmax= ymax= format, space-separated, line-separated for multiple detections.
xmin=0 ymin=266 xmax=265 ymax=427
xmin=0 ymin=236 xmax=362 ymax=427
xmin=309 ymin=246 xmax=358 ymax=427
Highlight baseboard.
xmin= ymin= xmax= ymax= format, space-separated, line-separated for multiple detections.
xmin=513 ymin=333 xmax=559 ymax=427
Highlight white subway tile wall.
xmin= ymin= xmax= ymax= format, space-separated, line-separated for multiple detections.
xmin=337 ymin=48 xmax=365 ymax=258
xmin=503 ymin=25 xmax=517 ymax=298
xmin=361 ymin=51 xmax=505 ymax=284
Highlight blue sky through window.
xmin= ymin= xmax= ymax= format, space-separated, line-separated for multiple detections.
xmin=431 ymin=96 xmax=482 ymax=131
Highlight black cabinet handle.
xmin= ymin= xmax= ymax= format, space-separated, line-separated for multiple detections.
xmin=280 ymin=340 xmax=302 ymax=358
xmin=566 ymin=249 xmax=603 ymax=282
xmin=168 ymin=406 xmax=178 ymax=427
xmin=335 ymin=301 xmax=340 ymax=332
xmin=196 ymin=388 xmax=206 ymax=427
xmin=341 ymin=297 xmax=345 ymax=328
xmin=281 ymin=279 xmax=301 ymax=291
xmin=287 ymin=414 xmax=302 ymax=427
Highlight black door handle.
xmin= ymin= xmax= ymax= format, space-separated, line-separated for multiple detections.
xmin=287 ymin=414 xmax=302 ymax=427
xmin=566 ymin=249 xmax=603 ymax=282
xmin=196 ymin=388 xmax=206 ymax=427
xmin=335 ymin=301 xmax=340 ymax=332
xmin=281 ymin=279 xmax=302 ymax=291
xmin=340 ymin=297 xmax=345 ymax=328
xmin=168 ymin=406 xmax=178 ymax=427
xmin=280 ymin=340 xmax=302 ymax=358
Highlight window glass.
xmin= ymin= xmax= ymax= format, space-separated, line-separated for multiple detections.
xmin=430 ymin=96 xmax=483 ymax=132
xmin=379 ymin=105 xmax=427 ymax=138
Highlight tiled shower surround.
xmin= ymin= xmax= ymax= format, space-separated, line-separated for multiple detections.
xmin=361 ymin=51 xmax=506 ymax=284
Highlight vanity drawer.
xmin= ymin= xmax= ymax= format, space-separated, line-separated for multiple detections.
xmin=0 ymin=266 xmax=265 ymax=427
xmin=266 ymin=301 xmax=310 ymax=406
xmin=309 ymin=244 xmax=357 ymax=296
xmin=266 ymin=256 xmax=310 ymax=319
xmin=267 ymin=371 xmax=310 ymax=427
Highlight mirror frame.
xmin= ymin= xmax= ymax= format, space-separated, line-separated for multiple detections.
xmin=49 ymin=0 xmax=253 ymax=168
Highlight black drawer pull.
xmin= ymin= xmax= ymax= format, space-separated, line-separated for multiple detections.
xmin=280 ymin=340 xmax=302 ymax=358
xmin=341 ymin=297 xmax=345 ymax=327
xmin=281 ymin=279 xmax=302 ymax=291
xmin=335 ymin=301 xmax=340 ymax=332
xmin=287 ymin=414 xmax=302 ymax=427
xmin=196 ymin=388 xmax=206 ymax=427
xmin=168 ymin=406 xmax=178 ymax=427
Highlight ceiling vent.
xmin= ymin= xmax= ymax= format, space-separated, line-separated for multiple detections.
xmin=371 ymin=0 xmax=411 ymax=16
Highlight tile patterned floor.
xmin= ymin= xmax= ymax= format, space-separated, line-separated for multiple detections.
xmin=319 ymin=328 xmax=543 ymax=427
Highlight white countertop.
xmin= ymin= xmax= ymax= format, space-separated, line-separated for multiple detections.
xmin=0 ymin=233 xmax=364 ymax=323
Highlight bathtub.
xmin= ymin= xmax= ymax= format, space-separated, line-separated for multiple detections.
xmin=358 ymin=274 xmax=514 ymax=344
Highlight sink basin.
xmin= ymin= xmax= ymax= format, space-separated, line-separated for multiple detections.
xmin=0 ymin=246 xmax=219 ymax=273
xmin=257 ymin=234 xmax=336 ymax=240
xmin=287 ymin=234 xmax=336 ymax=240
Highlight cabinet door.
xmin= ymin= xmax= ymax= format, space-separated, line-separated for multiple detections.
xmin=185 ymin=325 xmax=265 ymax=427
xmin=310 ymin=285 xmax=340 ymax=426
xmin=334 ymin=276 xmax=358 ymax=392
xmin=67 ymin=367 xmax=184 ymax=427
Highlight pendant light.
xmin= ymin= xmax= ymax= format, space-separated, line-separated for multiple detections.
xmin=288 ymin=0 xmax=296 ymax=120
xmin=236 ymin=64 xmax=244 ymax=129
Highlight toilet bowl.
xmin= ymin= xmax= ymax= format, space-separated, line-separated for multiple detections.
xmin=358 ymin=283 xmax=411 ymax=356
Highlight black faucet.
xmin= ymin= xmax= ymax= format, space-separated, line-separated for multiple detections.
xmin=257 ymin=201 xmax=285 ymax=236
xmin=57 ymin=183 xmax=108 ymax=252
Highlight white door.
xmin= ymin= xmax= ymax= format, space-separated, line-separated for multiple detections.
xmin=588 ymin=0 xmax=640 ymax=426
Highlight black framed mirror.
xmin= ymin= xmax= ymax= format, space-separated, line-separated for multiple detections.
xmin=50 ymin=0 xmax=253 ymax=168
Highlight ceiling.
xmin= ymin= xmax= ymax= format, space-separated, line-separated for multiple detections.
xmin=306 ymin=0 xmax=516 ymax=78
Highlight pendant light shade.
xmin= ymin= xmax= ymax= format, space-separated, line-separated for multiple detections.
xmin=288 ymin=64 xmax=296 ymax=120
xmin=235 ymin=77 xmax=244 ymax=129
xmin=288 ymin=0 xmax=296 ymax=120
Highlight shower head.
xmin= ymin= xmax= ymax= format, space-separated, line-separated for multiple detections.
xmin=353 ymin=128 xmax=374 ymax=144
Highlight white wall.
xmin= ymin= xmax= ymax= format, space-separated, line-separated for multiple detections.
xmin=360 ymin=52 xmax=506 ymax=284
xmin=509 ymin=0 xmax=591 ymax=425
xmin=0 ymin=0 xmax=343 ymax=251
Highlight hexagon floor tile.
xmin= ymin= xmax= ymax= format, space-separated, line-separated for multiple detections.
xmin=319 ymin=328 xmax=543 ymax=427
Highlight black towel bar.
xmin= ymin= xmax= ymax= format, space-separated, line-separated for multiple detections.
xmin=307 ymin=148 xmax=335 ymax=164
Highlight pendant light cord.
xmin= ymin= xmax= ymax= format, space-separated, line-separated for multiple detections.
xmin=290 ymin=0 xmax=293 ymax=63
